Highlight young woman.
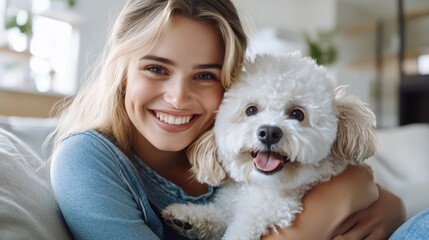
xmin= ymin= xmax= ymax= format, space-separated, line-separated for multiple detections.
xmin=50 ymin=0 xmax=405 ymax=239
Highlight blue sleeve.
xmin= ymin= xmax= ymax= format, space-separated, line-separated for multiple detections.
xmin=50 ymin=132 xmax=161 ymax=240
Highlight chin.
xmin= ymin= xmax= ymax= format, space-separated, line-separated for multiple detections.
xmin=151 ymin=138 xmax=188 ymax=152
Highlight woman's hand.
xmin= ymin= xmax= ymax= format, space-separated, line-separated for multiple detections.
xmin=261 ymin=164 xmax=380 ymax=240
xmin=332 ymin=185 xmax=406 ymax=240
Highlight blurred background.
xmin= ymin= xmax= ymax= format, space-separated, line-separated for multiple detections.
xmin=1 ymin=0 xmax=428 ymax=219
xmin=0 ymin=0 xmax=428 ymax=128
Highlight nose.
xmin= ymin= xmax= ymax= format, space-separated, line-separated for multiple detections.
xmin=165 ymin=76 xmax=192 ymax=109
xmin=257 ymin=125 xmax=283 ymax=146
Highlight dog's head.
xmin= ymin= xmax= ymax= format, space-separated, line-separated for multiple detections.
xmin=188 ymin=52 xmax=377 ymax=186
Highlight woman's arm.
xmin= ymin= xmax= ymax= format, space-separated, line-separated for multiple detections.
xmin=51 ymin=133 xmax=161 ymax=239
xmin=332 ymin=185 xmax=406 ymax=240
xmin=261 ymin=164 xmax=392 ymax=240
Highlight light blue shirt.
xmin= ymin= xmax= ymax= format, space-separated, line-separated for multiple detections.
xmin=51 ymin=130 xmax=216 ymax=240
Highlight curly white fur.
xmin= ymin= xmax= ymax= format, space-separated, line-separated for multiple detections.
xmin=162 ymin=52 xmax=377 ymax=240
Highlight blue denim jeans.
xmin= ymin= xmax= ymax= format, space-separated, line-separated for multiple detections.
xmin=390 ymin=208 xmax=429 ymax=240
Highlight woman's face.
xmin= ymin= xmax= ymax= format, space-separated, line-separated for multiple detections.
xmin=125 ymin=15 xmax=225 ymax=152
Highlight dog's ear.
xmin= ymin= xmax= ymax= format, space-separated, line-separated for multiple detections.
xmin=331 ymin=87 xmax=377 ymax=163
xmin=187 ymin=128 xmax=229 ymax=186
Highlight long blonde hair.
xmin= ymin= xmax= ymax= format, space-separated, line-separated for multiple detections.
xmin=51 ymin=0 xmax=247 ymax=155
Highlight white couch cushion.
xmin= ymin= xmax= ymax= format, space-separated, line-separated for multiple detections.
xmin=0 ymin=128 xmax=72 ymax=239
xmin=368 ymin=123 xmax=429 ymax=218
xmin=0 ymin=116 xmax=57 ymax=159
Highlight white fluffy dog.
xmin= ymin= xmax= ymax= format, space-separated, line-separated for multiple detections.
xmin=162 ymin=52 xmax=377 ymax=240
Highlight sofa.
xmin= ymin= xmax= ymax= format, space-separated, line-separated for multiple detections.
xmin=0 ymin=115 xmax=428 ymax=239
xmin=366 ymin=123 xmax=429 ymax=218
xmin=0 ymin=116 xmax=71 ymax=239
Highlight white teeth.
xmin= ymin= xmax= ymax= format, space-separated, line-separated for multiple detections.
xmin=155 ymin=112 xmax=192 ymax=125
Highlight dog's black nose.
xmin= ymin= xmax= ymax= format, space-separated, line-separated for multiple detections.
xmin=257 ymin=125 xmax=283 ymax=146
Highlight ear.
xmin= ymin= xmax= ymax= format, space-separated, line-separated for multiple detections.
xmin=187 ymin=129 xmax=229 ymax=186
xmin=331 ymin=87 xmax=378 ymax=163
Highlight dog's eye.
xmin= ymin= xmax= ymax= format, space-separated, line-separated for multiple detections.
xmin=290 ymin=109 xmax=304 ymax=121
xmin=245 ymin=106 xmax=258 ymax=116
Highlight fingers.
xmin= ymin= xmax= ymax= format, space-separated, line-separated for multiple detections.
xmin=332 ymin=210 xmax=386 ymax=240
xmin=332 ymin=211 xmax=359 ymax=237
xmin=333 ymin=220 xmax=371 ymax=240
xmin=333 ymin=230 xmax=386 ymax=240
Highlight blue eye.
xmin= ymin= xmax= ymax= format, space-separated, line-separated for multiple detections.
xmin=145 ymin=65 xmax=166 ymax=74
xmin=195 ymin=72 xmax=216 ymax=81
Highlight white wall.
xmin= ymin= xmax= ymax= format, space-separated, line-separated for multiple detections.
xmin=232 ymin=0 xmax=337 ymax=58
xmin=74 ymin=0 xmax=124 ymax=88
xmin=232 ymin=0 xmax=337 ymax=33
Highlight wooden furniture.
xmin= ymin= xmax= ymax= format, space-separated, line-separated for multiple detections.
xmin=0 ymin=88 xmax=68 ymax=118
xmin=398 ymin=0 xmax=429 ymax=125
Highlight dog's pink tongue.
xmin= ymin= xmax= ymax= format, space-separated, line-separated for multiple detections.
xmin=254 ymin=152 xmax=283 ymax=172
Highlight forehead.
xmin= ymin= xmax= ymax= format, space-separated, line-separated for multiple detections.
xmin=145 ymin=15 xmax=225 ymax=66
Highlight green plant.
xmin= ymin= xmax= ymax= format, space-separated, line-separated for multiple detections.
xmin=5 ymin=12 xmax=33 ymax=35
xmin=67 ymin=0 xmax=77 ymax=8
xmin=305 ymin=30 xmax=337 ymax=66
xmin=4 ymin=0 xmax=77 ymax=35
xmin=51 ymin=0 xmax=77 ymax=8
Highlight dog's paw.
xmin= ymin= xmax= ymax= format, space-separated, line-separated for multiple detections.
xmin=163 ymin=213 xmax=193 ymax=230
xmin=162 ymin=204 xmax=206 ymax=239
xmin=162 ymin=203 xmax=225 ymax=240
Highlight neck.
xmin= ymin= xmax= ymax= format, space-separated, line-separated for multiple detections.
xmin=132 ymin=134 xmax=208 ymax=197
xmin=132 ymin=133 xmax=189 ymax=173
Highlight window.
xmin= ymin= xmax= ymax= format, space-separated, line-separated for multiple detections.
xmin=0 ymin=0 xmax=80 ymax=95
xmin=418 ymin=54 xmax=429 ymax=75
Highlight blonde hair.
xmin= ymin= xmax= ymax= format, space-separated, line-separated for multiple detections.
xmin=51 ymin=0 xmax=247 ymax=155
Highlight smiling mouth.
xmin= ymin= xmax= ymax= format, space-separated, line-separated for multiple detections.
xmin=154 ymin=111 xmax=194 ymax=125
xmin=251 ymin=151 xmax=291 ymax=175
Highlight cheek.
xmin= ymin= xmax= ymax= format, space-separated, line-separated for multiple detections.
xmin=124 ymin=80 xmax=133 ymax=111
xmin=125 ymin=73 xmax=156 ymax=108
xmin=206 ymin=87 xmax=224 ymax=116
xmin=124 ymin=82 xmax=140 ymax=112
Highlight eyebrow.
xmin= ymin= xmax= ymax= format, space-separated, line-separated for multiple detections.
xmin=140 ymin=55 xmax=175 ymax=65
xmin=194 ymin=64 xmax=222 ymax=70
xmin=140 ymin=55 xmax=222 ymax=70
